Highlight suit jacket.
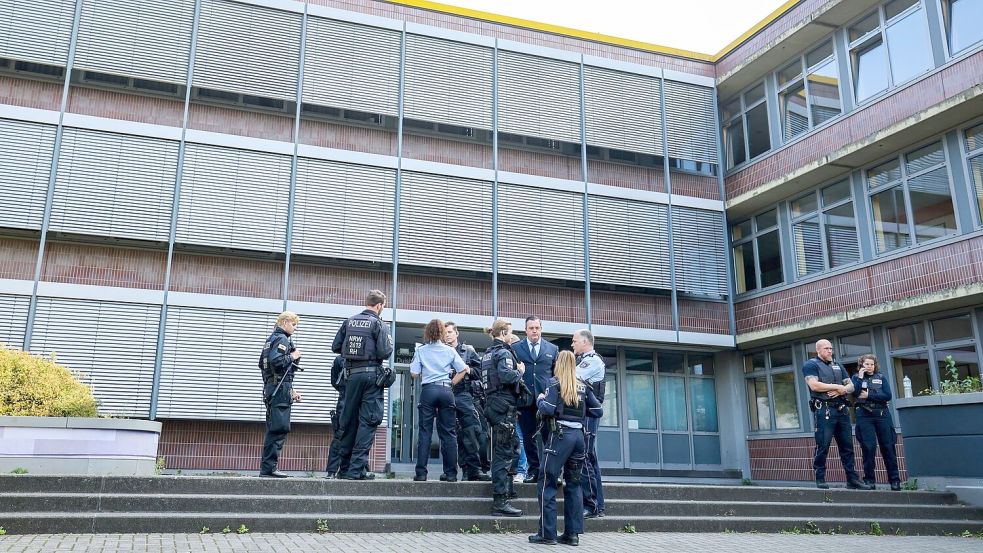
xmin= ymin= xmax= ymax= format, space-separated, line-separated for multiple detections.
xmin=513 ymin=338 xmax=557 ymax=407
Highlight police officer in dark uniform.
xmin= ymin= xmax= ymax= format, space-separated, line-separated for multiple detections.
xmin=259 ymin=311 xmax=303 ymax=478
xmin=572 ymin=329 xmax=606 ymax=518
xmin=324 ymin=356 xmax=349 ymax=478
xmin=482 ymin=319 xmax=526 ymax=517
xmin=444 ymin=321 xmax=491 ymax=481
xmin=529 ymin=350 xmax=602 ymax=546
xmin=852 ymin=353 xmax=902 ymax=491
xmin=802 ymin=339 xmax=872 ymax=490
xmin=331 ymin=290 xmax=394 ymax=480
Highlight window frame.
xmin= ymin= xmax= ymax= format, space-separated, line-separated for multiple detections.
xmin=743 ymin=346 xmax=803 ymax=434
xmin=865 ymin=138 xmax=958 ymax=255
xmin=940 ymin=0 xmax=983 ymax=57
xmin=887 ymin=312 xmax=982 ymax=395
xmin=722 ymin=81 xmax=771 ymax=170
xmin=960 ymin=118 xmax=983 ymax=228
xmin=788 ymin=178 xmax=861 ymax=279
xmin=848 ymin=0 xmax=936 ymax=105
xmin=775 ymin=39 xmax=842 ymax=143
xmin=731 ymin=207 xmax=785 ymax=294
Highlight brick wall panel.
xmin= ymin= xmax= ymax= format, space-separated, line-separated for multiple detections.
xmin=299 ymin=119 xmax=397 ymax=156
xmin=188 ymin=103 xmax=294 ymax=143
xmin=678 ymin=298 xmax=729 ymax=334
xmin=398 ymin=273 xmax=493 ymax=316
xmin=287 ymin=264 xmax=391 ymax=306
xmin=0 ymin=238 xmax=38 ymax=281
xmin=40 ymin=242 xmax=166 ymax=289
xmin=169 ymin=253 xmax=283 ymax=299
xmin=748 ymin=435 xmax=907 ymax=483
xmin=67 ymin=87 xmax=185 ymax=127
xmin=0 ymin=76 xmax=62 ymax=111
xmin=498 ymin=283 xmax=586 ymax=324
xmin=588 ymin=160 xmax=665 ymax=192
xmin=499 ymin=148 xmax=582 ymax=181
xmin=401 ymin=133 xmax=492 ymax=169
xmin=669 ymin=171 xmax=719 ymax=200
xmin=591 ymin=290 xmax=672 ymax=330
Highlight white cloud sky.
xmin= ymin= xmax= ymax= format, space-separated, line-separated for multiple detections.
xmin=440 ymin=0 xmax=789 ymax=55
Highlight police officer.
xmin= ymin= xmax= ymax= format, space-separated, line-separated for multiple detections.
xmin=572 ymin=328 xmax=606 ymax=518
xmin=482 ymin=319 xmax=526 ymax=517
xmin=852 ymin=354 xmax=902 ymax=491
xmin=411 ymin=319 xmax=467 ymax=482
xmin=529 ymin=350 xmax=602 ymax=546
xmin=324 ymin=356 xmax=349 ymax=479
xmin=444 ymin=321 xmax=492 ymax=481
xmin=331 ymin=290 xmax=394 ymax=480
xmin=258 ymin=311 xmax=303 ymax=478
xmin=802 ymin=339 xmax=872 ymax=490
xmin=513 ymin=317 xmax=557 ymax=483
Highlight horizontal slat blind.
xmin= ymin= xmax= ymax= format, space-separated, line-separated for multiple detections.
xmin=404 ymin=34 xmax=493 ymax=130
xmin=399 ymin=171 xmax=492 ymax=272
xmin=74 ymin=0 xmax=194 ymax=83
xmin=293 ymin=157 xmax=394 ymax=263
xmin=0 ymin=0 xmax=75 ymax=66
xmin=194 ymin=0 xmax=300 ymax=100
xmin=29 ymin=297 xmax=160 ymax=418
xmin=0 ymin=294 xmax=29 ymax=349
xmin=498 ymin=50 xmax=581 ymax=143
xmin=584 ymin=66 xmax=662 ymax=155
xmin=589 ymin=196 xmax=670 ymax=289
xmin=0 ymin=118 xmax=55 ymax=231
xmin=158 ymin=306 xmax=276 ymax=421
xmin=497 ymin=184 xmax=584 ymax=281
xmin=664 ymin=80 xmax=718 ymax=164
xmin=177 ymin=143 xmax=290 ymax=252
xmin=303 ymin=17 xmax=400 ymax=115
xmin=50 ymin=128 xmax=178 ymax=242
xmin=672 ymin=206 xmax=728 ymax=297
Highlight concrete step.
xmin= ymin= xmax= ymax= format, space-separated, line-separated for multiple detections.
xmin=0 ymin=511 xmax=981 ymax=536
xmin=2 ymin=493 xmax=980 ymax=520
xmin=0 ymin=476 xmax=959 ymax=505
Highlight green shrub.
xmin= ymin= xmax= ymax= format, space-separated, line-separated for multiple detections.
xmin=0 ymin=348 xmax=98 ymax=417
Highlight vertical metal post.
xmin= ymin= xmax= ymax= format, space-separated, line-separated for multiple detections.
xmin=659 ymin=78 xmax=680 ymax=340
xmin=23 ymin=0 xmax=84 ymax=351
xmin=491 ymin=41 xmax=499 ymax=319
xmin=578 ymin=57 xmax=592 ymax=328
xmin=711 ymin=84 xmax=738 ymax=337
xmin=282 ymin=4 xmax=309 ymax=310
xmin=390 ymin=24 xmax=407 ymax=361
xmin=149 ymin=0 xmax=202 ymax=420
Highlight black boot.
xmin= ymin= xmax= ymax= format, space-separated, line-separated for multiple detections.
xmin=847 ymin=478 xmax=873 ymax=490
xmin=815 ymin=479 xmax=829 ymax=489
xmin=492 ymin=494 xmax=523 ymax=517
xmin=507 ymin=480 xmax=518 ymax=500
xmin=465 ymin=471 xmax=492 ymax=482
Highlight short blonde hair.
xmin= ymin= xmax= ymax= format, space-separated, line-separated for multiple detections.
xmin=276 ymin=311 xmax=299 ymax=327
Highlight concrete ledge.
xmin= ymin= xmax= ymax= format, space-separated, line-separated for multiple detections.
xmin=0 ymin=417 xmax=162 ymax=433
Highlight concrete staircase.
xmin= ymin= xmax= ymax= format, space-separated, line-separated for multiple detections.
xmin=1 ymin=475 xmax=982 ymax=535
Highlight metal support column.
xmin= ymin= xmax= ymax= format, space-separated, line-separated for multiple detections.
xmin=711 ymin=85 xmax=738 ymax=338
xmin=281 ymin=4 xmax=309 ymax=310
xmin=659 ymin=78 xmax=680 ymax=340
xmin=389 ymin=24 xmax=407 ymax=360
xmin=578 ymin=57 xmax=592 ymax=328
xmin=491 ymin=41 xmax=499 ymax=319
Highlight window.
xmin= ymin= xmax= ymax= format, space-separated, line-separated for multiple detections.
xmin=965 ymin=123 xmax=983 ymax=226
xmin=943 ymin=0 xmax=983 ymax=55
xmin=849 ymin=0 xmax=934 ymax=103
xmin=790 ymin=179 xmax=860 ymax=278
xmin=836 ymin=332 xmax=873 ymax=373
xmin=597 ymin=347 xmax=619 ymax=428
xmin=889 ymin=313 xmax=981 ymax=395
xmin=722 ymin=82 xmax=771 ymax=169
xmin=731 ymin=209 xmax=784 ymax=293
xmin=744 ymin=347 xmax=801 ymax=432
xmin=868 ymin=141 xmax=957 ymax=253
xmin=777 ymin=40 xmax=842 ymax=142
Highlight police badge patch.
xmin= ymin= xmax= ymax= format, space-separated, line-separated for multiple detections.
xmin=277 ymin=344 xmax=287 ymax=352
xmin=506 ymin=358 xmax=513 ymax=368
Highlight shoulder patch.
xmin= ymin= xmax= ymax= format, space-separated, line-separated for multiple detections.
xmin=578 ymin=360 xmax=590 ymax=368
xmin=505 ymin=357 xmax=514 ymax=369
xmin=872 ymin=378 xmax=882 ymax=385
xmin=277 ymin=343 xmax=287 ymax=352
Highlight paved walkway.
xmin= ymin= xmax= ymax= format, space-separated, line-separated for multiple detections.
xmin=1 ymin=532 xmax=981 ymax=552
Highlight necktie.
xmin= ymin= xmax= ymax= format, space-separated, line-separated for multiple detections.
xmin=531 ymin=341 xmax=538 ymax=359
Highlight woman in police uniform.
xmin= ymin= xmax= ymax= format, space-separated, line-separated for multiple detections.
xmin=851 ymin=353 xmax=902 ymax=490
xmin=529 ymin=350 xmax=602 ymax=546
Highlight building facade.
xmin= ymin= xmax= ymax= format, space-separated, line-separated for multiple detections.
xmin=0 ymin=0 xmax=980 ymax=481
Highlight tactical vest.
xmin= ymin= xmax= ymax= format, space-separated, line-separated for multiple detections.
xmin=451 ymin=344 xmax=477 ymax=394
xmin=578 ymin=352 xmax=606 ymax=403
xmin=481 ymin=342 xmax=508 ymax=394
xmin=259 ymin=330 xmax=291 ymax=384
xmin=856 ymin=372 xmax=887 ymax=405
xmin=809 ymin=358 xmax=848 ymax=403
xmin=342 ymin=312 xmax=377 ymax=362
xmin=554 ymin=379 xmax=588 ymax=422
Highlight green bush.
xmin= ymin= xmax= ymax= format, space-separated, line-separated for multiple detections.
xmin=0 ymin=348 xmax=98 ymax=417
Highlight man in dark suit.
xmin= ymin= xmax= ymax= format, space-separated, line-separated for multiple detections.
xmin=512 ymin=316 xmax=557 ymax=484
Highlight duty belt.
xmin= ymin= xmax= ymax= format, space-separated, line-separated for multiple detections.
xmin=346 ymin=366 xmax=378 ymax=377
xmin=346 ymin=361 xmax=382 ymax=369
xmin=811 ymin=398 xmax=847 ymax=410
xmin=859 ymin=402 xmax=888 ymax=410
xmin=423 ymin=381 xmax=452 ymax=387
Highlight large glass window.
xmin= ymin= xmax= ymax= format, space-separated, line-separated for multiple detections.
xmin=790 ymin=179 xmax=860 ymax=278
xmin=626 ymin=373 xmax=657 ymax=430
xmin=868 ymin=141 xmax=957 ymax=253
xmin=777 ymin=40 xmax=842 ymax=142
xmin=889 ymin=313 xmax=982 ymax=395
xmin=732 ymin=209 xmax=784 ymax=293
xmin=849 ymin=0 xmax=934 ymax=103
xmin=744 ymin=347 xmax=801 ymax=432
xmin=945 ymin=0 xmax=983 ymax=55
xmin=722 ymin=82 xmax=771 ymax=169
xmin=598 ymin=347 xmax=619 ymax=427
xmin=965 ymin=122 xmax=983 ymax=226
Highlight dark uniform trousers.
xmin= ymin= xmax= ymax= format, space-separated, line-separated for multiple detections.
xmin=485 ymin=392 xmax=519 ymax=496
xmin=581 ymin=415 xmax=604 ymax=514
xmin=538 ymin=425 xmax=586 ymax=540
xmin=325 ymin=388 xmax=348 ymax=475
xmin=813 ymin=403 xmax=859 ymax=481
xmin=855 ymin=407 xmax=901 ymax=484
xmin=454 ymin=389 xmax=486 ymax=477
xmin=261 ymin=381 xmax=292 ymax=475
xmin=475 ymin=396 xmax=491 ymax=473
xmin=416 ymin=384 xmax=458 ymax=478
xmin=336 ymin=371 xmax=384 ymax=478
xmin=517 ymin=406 xmax=542 ymax=477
